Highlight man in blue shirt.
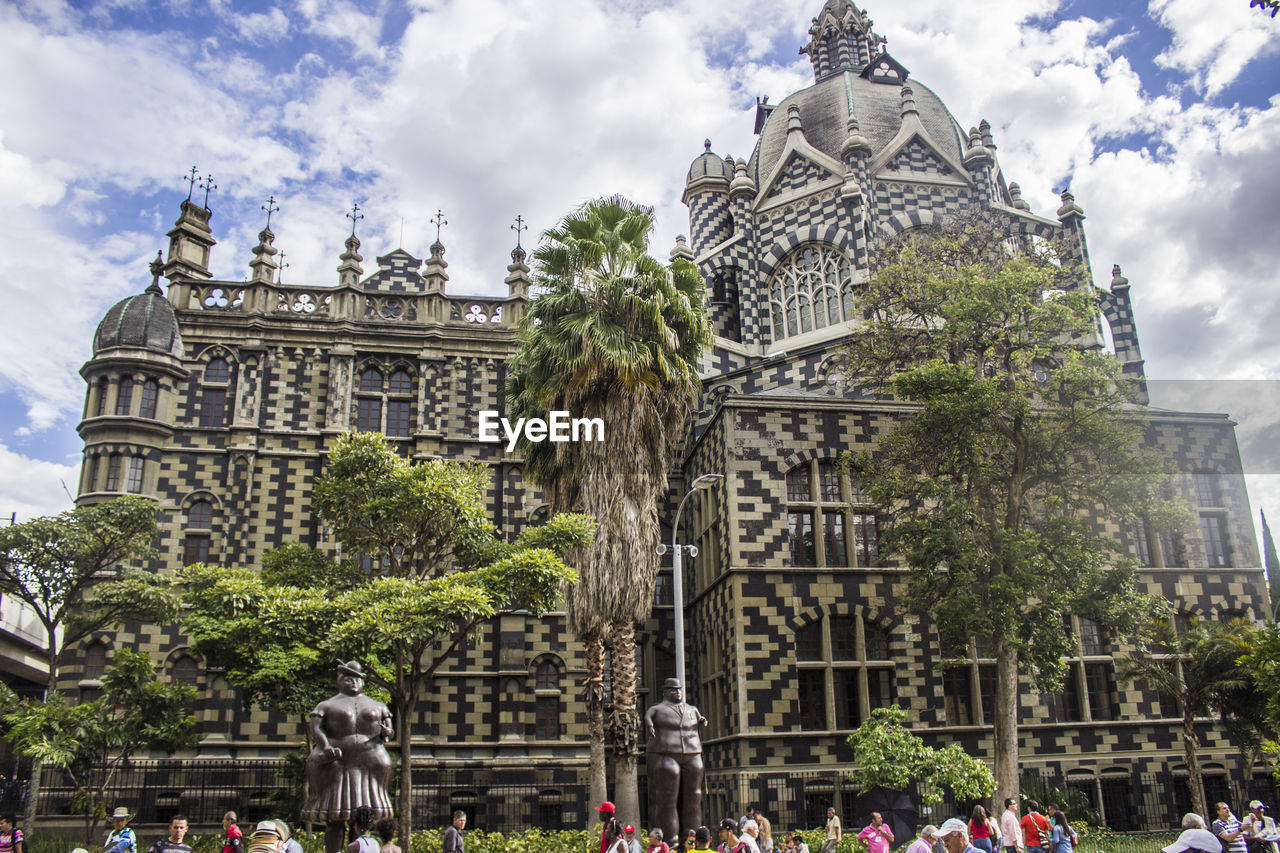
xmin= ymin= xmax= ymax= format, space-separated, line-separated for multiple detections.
xmin=1214 ymin=802 xmax=1248 ymax=853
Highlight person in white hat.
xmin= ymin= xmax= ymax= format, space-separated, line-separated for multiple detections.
xmin=1243 ymin=801 xmax=1279 ymax=853
xmin=938 ymin=818 xmax=977 ymax=853
xmin=103 ymin=808 xmax=136 ymax=853
xmin=1162 ymin=828 xmax=1223 ymax=853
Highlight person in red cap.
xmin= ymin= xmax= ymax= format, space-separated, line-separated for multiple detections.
xmin=623 ymin=826 xmax=640 ymax=853
xmin=598 ymin=803 xmax=622 ymax=853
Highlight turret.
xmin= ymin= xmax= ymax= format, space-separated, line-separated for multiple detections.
xmin=800 ymin=0 xmax=885 ymax=80
xmin=682 ymin=140 xmax=733 ymax=256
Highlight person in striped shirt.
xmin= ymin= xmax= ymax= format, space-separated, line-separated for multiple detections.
xmin=1213 ymin=802 xmax=1248 ymax=853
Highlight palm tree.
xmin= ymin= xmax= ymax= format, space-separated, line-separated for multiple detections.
xmin=1117 ymin=615 xmax=1252 ymax=819
xmin=506 ymin=195 xmax=710 ymax=827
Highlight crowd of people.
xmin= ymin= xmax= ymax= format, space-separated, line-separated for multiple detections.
xmin=4 ymin=791 xmax=1269 ymax=853
xmin=588 ymin=795 xmax=1278 ymax=853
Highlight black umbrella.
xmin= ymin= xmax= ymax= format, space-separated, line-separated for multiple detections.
xmin=854 ymin=786 xmax=920 ymax=850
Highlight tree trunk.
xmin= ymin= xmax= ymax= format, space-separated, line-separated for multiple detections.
xmin=1183 ymin=706 xmax=1205 ymax=819
xmin=994 ymin=639 xmax=1021 ymax=808
xmin=584 ymin=634 xmax=608 ymax=829
xmin=396 ymin=694 xmax=414 ymax=853
xmin=608 ymin=621 xmax=641 ymax=829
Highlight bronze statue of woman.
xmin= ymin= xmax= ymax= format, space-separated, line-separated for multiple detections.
xmin=302 ymin=661 xmax=394 ymax=853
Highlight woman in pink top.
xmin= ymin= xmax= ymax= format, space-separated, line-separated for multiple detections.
xmin=970 ymin=806 xmax=996 ymax=853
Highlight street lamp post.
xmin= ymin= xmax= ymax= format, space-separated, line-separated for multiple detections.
xmin=659 ymin=473 xmax=724 ymax=692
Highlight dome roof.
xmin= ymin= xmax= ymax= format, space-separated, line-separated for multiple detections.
xmin=747 ymin=73 xmax=965 ymax=186
xmin=686 ymin=140 xmax=732 ymax=185
xmin=93 ymin=274 xmax=183 ymax=358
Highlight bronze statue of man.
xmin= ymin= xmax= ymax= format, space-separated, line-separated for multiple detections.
xmin=302 ymin=661 xmax=394 ymax=853
xmin=644 ymin=677 xmax=707 ymax=846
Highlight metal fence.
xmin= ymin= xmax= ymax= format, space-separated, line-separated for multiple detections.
xmin=36 ymin=760 xmax=290 ymax=825
xmin=26 ymin=761 xmax=1280 ymax=836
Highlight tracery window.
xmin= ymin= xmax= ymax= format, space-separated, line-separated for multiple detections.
xmin=533 ymin=659 xmax=561 ymax=740
xmin=795 ymin=614 xmax=895 ymax=731
xmin=786 ymin=459 xmax=878 ymax=567
xmin=139 ymin=379 xmax=159 ymax=419
xmin=768 ymin=244 xmax=857 ymax=342
xmin=104 ymin=455 xmax=122 ymax=491
xmin=115 ymin=379 xmax=134 ymax=416
xmin=183 ymin=500 xmax=214 ymax=565
xmin=200 ymin=358 xmax=230 ymax=427
xmin=356 ymin=366 xmax=415 ymax=436
xmin=125 ymin=456 xmax=144 ymax=493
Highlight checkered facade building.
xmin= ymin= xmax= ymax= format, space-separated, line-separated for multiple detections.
xmin=69 ymin=0 xmax=1269 ymax=828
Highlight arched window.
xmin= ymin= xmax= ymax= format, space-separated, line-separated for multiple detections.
xmin=356 ymin=366 xmax=414 ymax=436
xmin=84 ymin=642 xmax=108 ymax=680
xmin=357 ymin=368 xmax=383 ymax=432
xmin=95 ymin=377 xmax=109 ymax=417
xmin=534 ymin=659 xmax=561 ymax=740
xmin=200 ymin=358 xmax=230 ymax=427
xmin=104 ymin=455 xmax=123 ymax=491
xmin=170 ymin=655 xmax=201 ymax=715
xmin=786 ymin=459 xmax=878 ymax=567
xmin=125 ymin=455 xmax=145 ymax=493
xmin=768 ymin=244 xmax=857 ymax=342
xmin=795 ymin=614 xmax=895 ymax=731
xmin=386 ymin=370 xmax=413 ymax=437
xmin=183 ymin=500 xmax=214 ymax=565
xmin=139 ymin=379 xmax=159 ymax=419
xmin=114 ymin=379 xmax=134 ymax=416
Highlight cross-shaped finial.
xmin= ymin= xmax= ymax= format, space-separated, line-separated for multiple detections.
xmin=347 ymin=202 xmax=364 ymax=237
xmin=262 ymin=195 xmax=280 ymax=230
xmin=276 ymin=251 xmax=290 ymax=284
xmin=431 ymin=209 xmax=448 ymax=243
xmin=199 ymin=173 xmax=217 ymax=209
xmin=511 ymin=214 xmax=527 ymax=249
xmin=184 ymin=167 xmax=200 ymax=201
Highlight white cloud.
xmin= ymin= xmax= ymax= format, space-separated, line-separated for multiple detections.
xmin=0 ymin=442 xmax=79 ymax=522
xmin=1149 ymin=0 xmax=1280 ymax=96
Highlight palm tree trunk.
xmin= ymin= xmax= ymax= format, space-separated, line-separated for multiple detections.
xmin=608 ymin=621 xmax=641 ymax=828
xmin=1183 ymin=706 xmax=1205 ymax=819
xmin=584 ymin=633 xmax=608 ymax=829
xmin=994 ymin=639 xmax=1020 ymax=808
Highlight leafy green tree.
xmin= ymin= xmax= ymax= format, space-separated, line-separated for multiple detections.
xmin=0 ymin=496 xmax=181 ymax=695
xmin=837 ymin=212 xmax=1176 ymax=807
xmin=505 ymin=196 xmax=711 ymax=825
xmin=1238 ymin=620 xmax=1280 ymax=778
xmin=0 ymin=648 xmax=196 ymax=844
xmin=183 ymin=432 xmax=593 ymax=852
xmin=846 ymin=705 xmax=995 ymax=804
xmin=1117 ymin=616 xmax=1254 ymax=818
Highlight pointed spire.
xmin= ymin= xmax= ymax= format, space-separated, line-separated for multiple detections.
xmin=146 ymin=251 xmax=165 ymax=295
xmin=979 ymin=119 xmax=996 ymax=150
xmin=1110 ymin=264 xmax=1129 ymax=292
xmin=840 ymin=115 xmax=872 ymax=158
xmin=1056 ymin=190 xmax=1085 ymax=223
xmin=669 ymin=235 xmax=695 ymax=263
xmin=899 ymin=86 xmax=917 ymax=118
xmin=1262 ymin=510 xmax=1280 ymax=620
xmin=730 ymin=157 xmax=755 ymax=197
xmin=338 ymin=233 xmax=364 ymax=288
xmin=1008 ymin=182 xmax=1031 ymax=211
xmin=786 ymin=103 xmax=804 ymax=135
xmin=249 ymin=227 xmax=279 ymax=284
xmin=423 ymin=232 xmax=449 ymax=295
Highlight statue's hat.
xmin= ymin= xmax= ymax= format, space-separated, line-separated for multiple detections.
xmin=337 ymin=660 xmax=366 ymax=678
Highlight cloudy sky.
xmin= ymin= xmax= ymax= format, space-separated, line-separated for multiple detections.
xmin=1 ymin=0 xmax=1278 ymax=546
